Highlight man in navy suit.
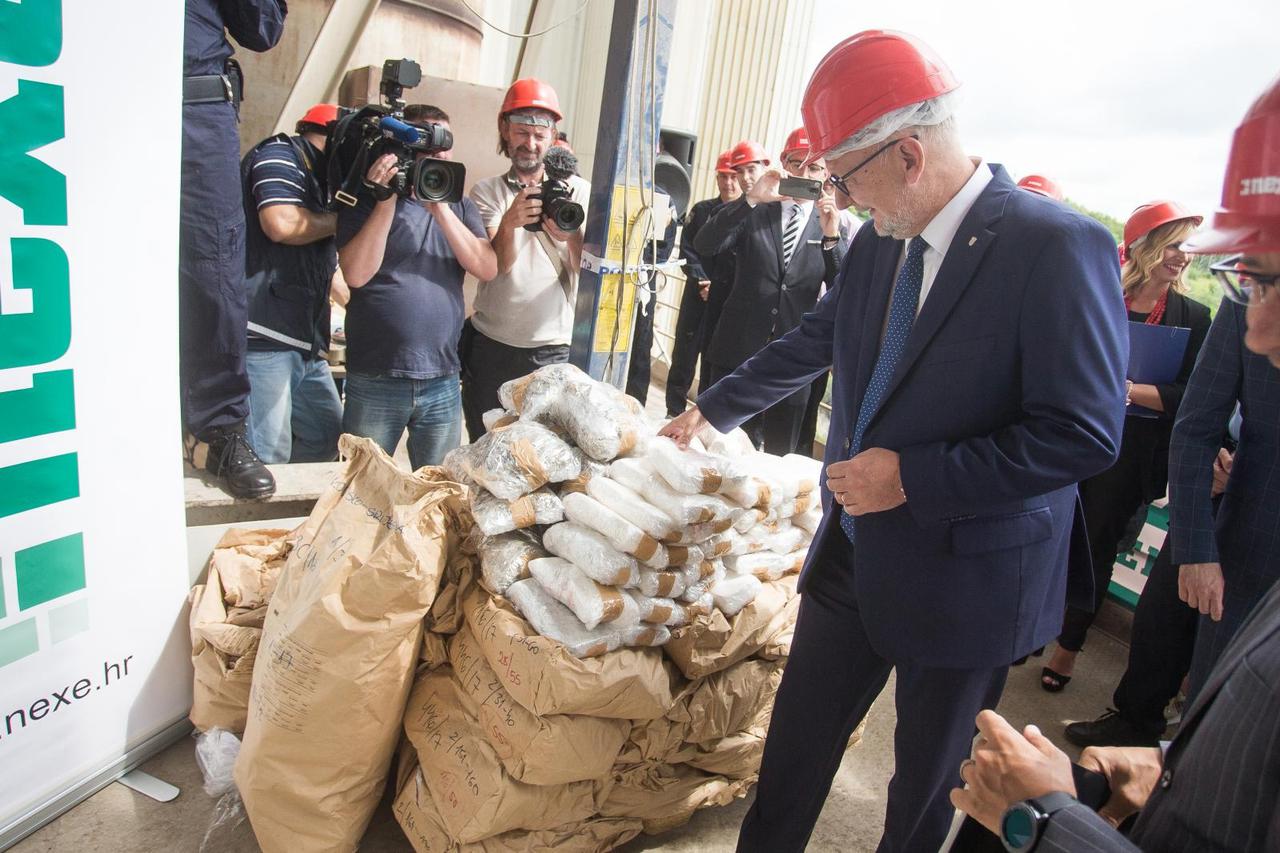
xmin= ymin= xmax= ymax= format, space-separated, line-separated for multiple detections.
xmin=662 ymin=30 xmax=1127 ymax=852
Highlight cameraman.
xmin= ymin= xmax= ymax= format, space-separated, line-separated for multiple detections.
xmin=463 ymin=79 xmax=589 ymax=439
xmin=241 ymin=103 xmax=344 ymax=465
xmin=337 ymin=105 xmax=496 ymax=468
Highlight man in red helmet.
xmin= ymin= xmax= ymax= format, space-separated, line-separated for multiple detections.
xmin=663 ymin=30 xmax=1127 ymax=851
xmin=1017 ymin=174 xmax=1064 ymax=202
xmin=665 ymin=150 xmax=742 ymax=417
xmin=692 ymin=133 xmax=853 ymax=454
xmin=462 ymin=78 xmax=590 ymax=439
xmin=239 ymin=104 xmax=344 ymax=465
xmin=951 ymin=74 xmax=1280 ymax=853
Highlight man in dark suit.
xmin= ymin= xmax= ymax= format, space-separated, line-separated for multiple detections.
xmin=665 ymin=150 xmax=741 ymax=417
xmin=661 ymin=30 xmax=1127 ymax=853
xmin=950 ymin=73 xmax=1280 ymax=853
xmin=694 ymin=133 xmax=852 ymax=454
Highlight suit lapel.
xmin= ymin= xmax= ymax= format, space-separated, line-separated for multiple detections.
xmin=785 ymin=207 xmax=823 ymax=281
xmin=871 ymin=172 xmax=1012 ymax=415
xmin=768 ymin=202 xmax=785 ymax=278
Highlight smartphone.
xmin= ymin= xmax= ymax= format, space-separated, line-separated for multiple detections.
xmin=778 ymin=176 xmax=823 ymax=201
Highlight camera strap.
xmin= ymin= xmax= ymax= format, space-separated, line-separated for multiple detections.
xmin=534 ymin=230 xmax=575 ymax=303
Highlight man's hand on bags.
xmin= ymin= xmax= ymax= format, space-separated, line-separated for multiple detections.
xmin=658 ymin=407 xmax=708 ymax=450
xmin=825 ymin=448 xmax=905 ymax=515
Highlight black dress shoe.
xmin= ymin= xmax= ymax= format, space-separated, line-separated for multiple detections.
xmin=202 ymin=424 xmax=276 ymax=500
xmin=1064 ymin=709 xmax=1162 ymax=748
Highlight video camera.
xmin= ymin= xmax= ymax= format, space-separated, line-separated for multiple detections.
xmin=525 ymin=146 xmax=585 ymax=233
xmin=326 ymin=59 xmax=466 ymax=207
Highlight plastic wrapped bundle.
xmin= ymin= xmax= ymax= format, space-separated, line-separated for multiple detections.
xmin=478 ymin=529 xmax=546 ymax=594
xmin=773 ymin=490 xmax=818 ymax=521
xmin=681 ymin=562 xmax=725 ymax=603
xmin=528 ymin=557 xmax=640 ymax=630
xmin=725 ymin=550 xmax=807 ymax=581
xmin=712 ymin=573 xmax=763 ymax=617
xmin=482 ymin=407 xmax=520 ymax=431
xmin=459 ymin=420 xmax=582 ymax=501
xmin=758 ymin=521 xmax=808 ymax=555
xmin=701 ymin=535 xmax=733 ymax=559
xmin=634 ymin=568 xmax=686 ymax=599
xmin=626 ymin=590 xmax=682 ymax=624
xmin=719 ymin=528 xmax=765 ymax=557
xmin=721 ymin=475 xmax=778 ymax=510
xmin=559 ymin=450 xmax=609 ymax=496
xmin=586 ymin=475 xmax=677 ymax=541
xmin=503 ymin=579 xmax=622 ymax=659
xmin=646 ymin=436 xmax=745 ymax=495
xmin=501 ymin=364 xmax=642 ymax=462
xmin=472 ymin=487 xmax=564 ymax=536
xmin=441 ymin=446 xmax=477 ymax=488
xmin=695 ymin=424 xmax=756 ymax=458
xmin=664 ymin=543 xmax=704 ymax=569
xmin=624 ymin=623 xmax=671 ymax=647
xmin=542 ymin=522 xmax=640 ymax=586
xmin=794 ymin=503 xmax=823 ymax=534
xmin=664 ymin=518 xmax=735 ymax=545
xmin=681 ymin=559 xmax=719 ymax=585
xmin=782 ymin=453 xmax=822 ymax=495
xmin=561 ymin=491 xmax=667 ymax=567
xmin=608 ymin=457 xmax=657 ymax=495
xmin=733 ymin=507 xmax=767 ymax=534
xmin=641 ymin=474 xmax=737 ymax=527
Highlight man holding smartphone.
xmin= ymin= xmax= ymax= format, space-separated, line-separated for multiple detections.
xmin=692 ymin=129 xmax=854 ymax=453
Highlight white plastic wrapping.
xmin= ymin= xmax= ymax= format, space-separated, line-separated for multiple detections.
xmin=500 ymin=364 xmax=643 ymax=462
xmin=664 ymin=517 xmax=735 ymax=545
xmin=641 ymin=474 xmax=737 ymax=527
xmin=724 ymin=549 xmax=807 ymax=581
xmin=646 ymin=436 xmax=745 ymax=495
xmin=733 ymin=507 xmax=767 ymax=534
xmin=722 ymin=528 xmax=768 ymax=556
xmin=625 ymin=590 xmax=699 ymax=627
xmin=794 ymin=503 xmax=824 ymax=534
xmin=607 ymin=457 xmax=656 ymax=495
xmin=586 ymin=475 xmax=677 ymax=541
xmin=681 ymin=562 xmax=726 ymax=603
xmin=528 ymin=557 xmax=640 ymax=630
xmin=712 ymin=573 xmax=763 ymax=617
xmin=756 ymin=521 xmax=809 ymax=555
xmin=506 ymin=579 xmax=622 ymax=658
xmin=482 ymin=407 xmax=520 ymax=431
xmin=561 ymin=491 xmax=668 ymax=567
xmin=456 ymin=420 xmax=581 ymax=501
xmin=558 ymin=449 xmax=610 ymax=496
xmin=542 ymin=522 xmax=640 ymax=586
xmin=701 ymin=534 xmax=733 ymax=559
xmin=634 ymin=568 xmax=687 ymax=599
xmin=478 ymin=529 xmax=546 ymax=594
xmin=623 ymin=623 xmax=672 ymax=647
xmin=663 ymin=542 xmax=704 ymax=569
xmin=472 ymin=487 xmax=564 ymax=536
xmin=721 ymin=475 xmax=779 ymax=510
xmin=782 ymin=453 xmax=822 ymax=495
xmin=695 ymin=423 xmax=757 ymax=458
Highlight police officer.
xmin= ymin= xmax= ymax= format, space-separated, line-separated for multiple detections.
xmin=181 ymin=0 xmax=286 ymax=498
xmin=241 ymin=104 xmax=344 ymax=466
xmin=665 ymin=149 xmax=741 ymax=417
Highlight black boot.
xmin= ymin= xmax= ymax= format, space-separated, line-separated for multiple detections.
xmin=199 ymin=424 xmax=276 ymax=500
xmin=1064 ymin=709 xmax=1162 ymax=748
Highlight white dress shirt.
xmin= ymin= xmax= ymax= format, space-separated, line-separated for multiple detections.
xmin=895 ymin=159 xmax=992 ymax=314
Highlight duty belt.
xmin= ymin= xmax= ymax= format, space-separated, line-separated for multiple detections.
xmin=183 ymin=60 xmax=243 ymax=106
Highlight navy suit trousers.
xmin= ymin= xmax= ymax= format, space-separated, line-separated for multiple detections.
xmin=738 ymin=527 xmax=1008 ymax=853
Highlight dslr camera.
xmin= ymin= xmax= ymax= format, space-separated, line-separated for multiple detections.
xmin=326 ymin=59 xmax=466 ymax=207
xmin=524 ymin=146 xmax=586 ymax=233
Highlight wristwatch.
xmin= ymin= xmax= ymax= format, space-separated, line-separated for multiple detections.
xmin=1000 ymin=791 xmax=1077 ymax=852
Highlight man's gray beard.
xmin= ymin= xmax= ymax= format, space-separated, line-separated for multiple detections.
xmin=872 ymin=188 xmax=917 ymax=240
xmin=512 ymin=153 xmax=542 ymax=176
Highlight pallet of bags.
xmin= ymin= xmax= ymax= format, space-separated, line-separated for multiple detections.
xmin=188 ymin=527 xmax=293 ymax=734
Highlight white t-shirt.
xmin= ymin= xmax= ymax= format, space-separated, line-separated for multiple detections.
xmin=468 ymin=171 xmax=592 ymax=348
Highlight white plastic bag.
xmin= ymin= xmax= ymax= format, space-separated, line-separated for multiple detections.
xmin=482 ymin=407 xmax=520 ymax=431
xmin=561 ymin=491 xmax=667 ymax=567
xmin=559 ymin=449 xmax=610 ymax=496
xmin=194 ymin=729 xmax=251 ymax=853
xmin=641 ymin=474 xmax=737 ymax=527
xmin=725 ymin=549 xmax=807 ymax=581
xmin=586 ymin=475 xmax=677 ymax=541
xmin=646 ymin=436 xmax=744 ymax=495
xmin=500 ymin=364 xmax=644 ymax=462
xmin=626 ymin=590 xmax=697 ymax=627
xmin=695 ymin=423 xmax=756 ymax=458
xmin=665 ymin=518 xmax=735 ymax=545
xmin=624 ymin=623 xmax=672 ymax=647
xmin=607 ymin=456 xmax=657 ymax=495
xmin=711 ymin=573 xmax=763 ymax=617
xmin=634 ymin=568 xmax=687 ymax=599
xmin=506 ymin=579 xmax=622 ymax=658
xmin=528 ymin=557 xmax=640 ymax=630
xmin=755 ymin=521 xmax=808 ymax=555
xmin=681 ymin=562 xmax=725 ymax=603
xmin=793 ymin=503 xmax=824 ymax=535
xmin=478 ymin=529 xmax=546 ymax=594
xmin=542 ymin=522 xmax=640 ymax=586
xmin=782 ymin=453 xmax=822 ymax=495
xmin=472 ymin=487 xmax=564 ymax=536
xmin=457 ymin=420 xmax=581 ymax=500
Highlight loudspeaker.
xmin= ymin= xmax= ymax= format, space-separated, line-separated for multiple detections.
xmin=656 ymin=128 xmax=697 ymax=218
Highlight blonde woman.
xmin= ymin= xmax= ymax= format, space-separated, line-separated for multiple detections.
xmin=1040 ymin=201 xmax=1212 ymax=692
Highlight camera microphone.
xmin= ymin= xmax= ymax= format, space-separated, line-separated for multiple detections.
xmin=543 ymin=146 xmax=579 ymax=181
xmin=378 ymin=115 xmax=421 ymax=145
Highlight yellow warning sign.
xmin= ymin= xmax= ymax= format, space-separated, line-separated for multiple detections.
xmin=593 ymin=185 xmax=654 ymax=354
xmin=593 ymin=274 xmax=637 ymax=352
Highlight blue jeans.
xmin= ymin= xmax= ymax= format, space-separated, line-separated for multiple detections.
xmin=246 ymin=350 xmax=343 ymax=464
xmin=342 ymin=372 xmax=461 ymax=469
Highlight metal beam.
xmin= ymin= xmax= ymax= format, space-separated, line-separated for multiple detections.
xmin=272 ymin=0 xmax=383 ymax=133
xmin=570 ymin=0 xmax=677 ymax=387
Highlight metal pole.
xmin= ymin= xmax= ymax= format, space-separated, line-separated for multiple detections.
xmin=569 ymin=0 xmax=676 ymax=387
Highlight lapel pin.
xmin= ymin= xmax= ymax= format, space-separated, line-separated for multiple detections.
xmin=967 ymin=236 xmax=977 ymax=247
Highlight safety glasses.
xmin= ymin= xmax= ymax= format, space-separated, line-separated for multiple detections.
xmin=826 ymin=134 xmax=918 ymax=197
xmin=1210 ymin=255 xmax=1280 ymax=305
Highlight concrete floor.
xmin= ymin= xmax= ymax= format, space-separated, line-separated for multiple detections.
xmin=10 ymin=629 xmax=1132 ymax=853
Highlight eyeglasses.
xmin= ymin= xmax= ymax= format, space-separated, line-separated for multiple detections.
xmin=826 ymin=134 xmax=918 ymax=197
xmin=1210 ymin=255 xmax=1280 ymax=305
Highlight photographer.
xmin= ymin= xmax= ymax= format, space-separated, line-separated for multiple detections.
xmin=463 ymin=79 xmax=589 ymax=439
xmin=337 ymin=105 xmax=496 ymax=468
xmin=241 ymin=103 xmax=344 ymax=465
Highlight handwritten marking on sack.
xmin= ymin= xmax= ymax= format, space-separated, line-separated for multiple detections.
xmin=251 ymin=635 xmax=322 ymax=733
xmin=325 ymin=472 xmax=406 ymax=534
xmin=416 ymin=696 xmax=481 ymax=805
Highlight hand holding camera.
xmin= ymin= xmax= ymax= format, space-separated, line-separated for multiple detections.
xmin=746 ymin=167 xmax=786 ymax=206
xmin=501 ymin=186 xmax=543 ymax=232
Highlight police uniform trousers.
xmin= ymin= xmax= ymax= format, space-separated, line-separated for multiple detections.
xmin=665 ymin=275 xmax=708 ymax=417
xmin=179 ymin=101 xmax=251 ymax=438
xmin=459 ymin=320 xmax=569 ymax=441
xmin=737 ymin=522 xmax=1008 ymax=853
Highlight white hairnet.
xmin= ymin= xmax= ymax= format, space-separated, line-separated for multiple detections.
xmin=827 ymin=90 xmax=961 ymax=158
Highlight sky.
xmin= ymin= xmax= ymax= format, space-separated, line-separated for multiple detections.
xmin=806 ymin=0 xmax=1279 ymax=223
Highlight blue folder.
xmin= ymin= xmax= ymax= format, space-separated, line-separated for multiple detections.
xmin=1127 ymin=322 xmax=1190 ymax=417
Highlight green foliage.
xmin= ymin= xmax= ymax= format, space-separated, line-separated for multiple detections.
xmin=1066 ymin=198 xmax=1124 ymax=245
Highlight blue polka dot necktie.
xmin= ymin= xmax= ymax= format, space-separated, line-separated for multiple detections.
xmin=840 ymin=236 xmax=928 ymax=543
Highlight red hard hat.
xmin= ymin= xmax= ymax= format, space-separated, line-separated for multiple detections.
xmin=1123 ymin=201 xmax=1202 ymax=253
xmin=1017 ymin=174 xmax=1063 ymax=202
xmin=501 ymin=78 xmax=563 ymax=121
xmin=296 ymin=103 xmax=338 ymax=131
xmin=715 ymin=150 xmax=736 ymax=174
xmin=780 ymin=127 xmax=810 ymax=161
xmin=728 ymin=139 xmax=770 ymax=169
xmin=800 ymin=30 xmax=960 ymax=167
xmin=1184 ymin=74 xmax=1280 ymax=255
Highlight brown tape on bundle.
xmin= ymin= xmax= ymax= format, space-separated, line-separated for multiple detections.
xmin=630 ymin=626 xmax=661 ymax=646
xmin=655 ymin=573 xmax=678 ymax=597
xmin=646 ymin=603 xmax=674 ymax=624
xmin=755 ymin=482 xmax=772 ymax=511
xmin=509 ymin=495 xmax=537 ymax=528
xmin=559 ymin=471 xmax=590 ymax=494
xmin=666 ymin=545 xmax=689 ymax=566
xmin=510 ymin=376 xmax=533 ymax=411
xmin=493 ymin=414 xmax=519 ymax=430
xmin=693 ymin=560 xmax=717 ymax=579
xmin=616 ymin=428 xmax=638 ymax=458
xmin=598 ymin=586 xmax=625 ymax=622
xmin=704 ymin=539 xmax=731 ymax=558
xmin=631 ymin=534 xmax=660 ymax=562
xmin=699 ymin=468 xmax=723 ymax=493
xmin=793 ymin=492 xmax=814 ymax=515
xmin=510 ymin=438 xmax=550 ymax=491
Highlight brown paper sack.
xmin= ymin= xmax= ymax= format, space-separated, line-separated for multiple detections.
xmin=675 ymin=658 xmax=783 ymax=744
xmin=448 ymin=626 xmax=630 ymax=785
xmin=462 ymin=584 xmax=679 ymax=720
xmin=598 ymin=763 xmax=752 ymax=835
xmin=402 ymin=667 xmax=598 ymax=843
xmin=393 ymin=759 xmax=642 ymax=853
xmin=208 ymin=527 xmax=293 ymax=609
xmin=189 ymin=570 xmax=260 ymax=733
xmin=235 ymin=435 xmax=466 ymax=853
xmin=663 ymin=576 xmax=799 ymax=680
